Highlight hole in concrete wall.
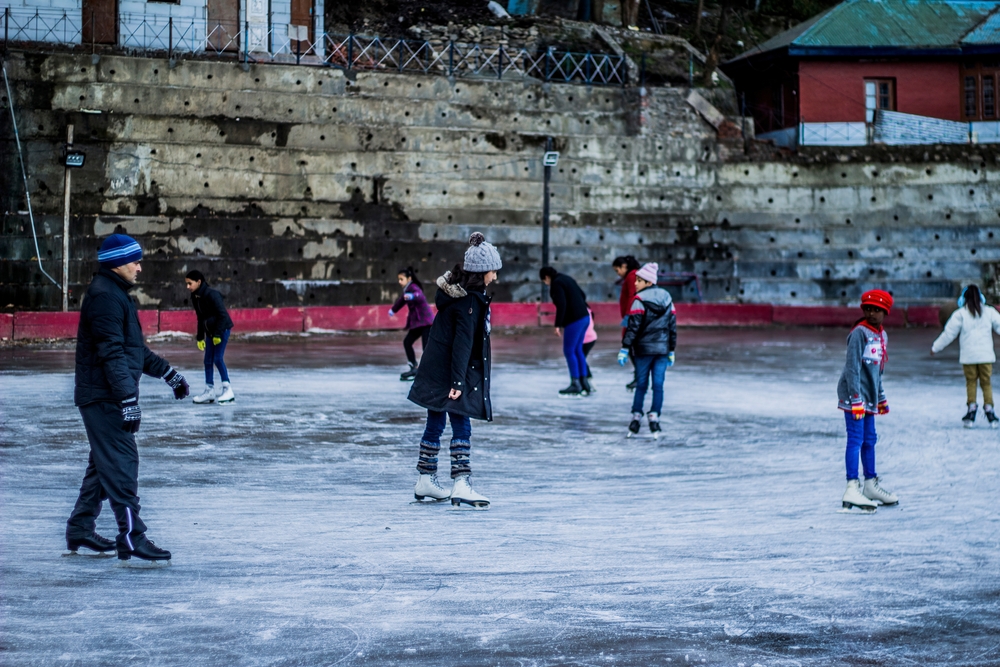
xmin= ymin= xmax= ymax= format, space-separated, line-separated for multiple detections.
xmin=928 ymin=194 xmax=934 ymax=200
xmin=204 ymin=182 xmax=209 ymax=188
xmin=990 ymin=232 xmax=995 ymax=238
xmin=790 ymin=291 xmax=797 ymax=297
xmin=945 ymin=213 xmax=951 ymax=219
xmin=893 ymin=215 xmax=899 ymax=220
xmin=871 ymin=197 xmax=877 ymax=202
xmin=454 ymin=164 xmax=459 ymax=169
xmin=897 ymin=252 xmax=904 ymax=257
xmin=258 ymin=296 xmax=263 ymax=302
xmin=583 ymin=144 xmax=588 ymax=149
xmin=824 ymin=238 xmax=830 ymax=244
xmin=416 ymin=162 xmax=421 ymax=167
xmin=769 ymin=270 xmax=776 ymax=276
xmin=606 ymin=169 xmax=612 ymax=174
xmin=332 ymin=107 xmax=338 ymax=112
xmin=443 ymin=190 xmax=448 ymax=195
xmin=970 ymin=189 xmax=975 ymax=195
xmin=405 ymin=111 xmax=410 ymax=116
xmin=819 ymin=197 xmax=825 ymax=203
xmin=568 ymin=96 xmax=573 ymax=102
xmin=435 ymin=137 xmax=440 ymax=141
xmin=255 ymin=78 xmax=260 ymax=82
xmin=744 ymin=170 xmax=749 ymax=176
xmin=794 ymin=218 xmax=801 ymax=223
xmin=825 ymin=269 xmax=831 ymax=276
xmin=406 ymin=189 xmax=410 ymax=195
xmin=926 ymin=169 xmax=932 ymax=175
xmin=184 ymin=101 xmax=190 ymax=106
xmin=769 ymin=237 xmax=775 ymax=243
xmin=841 ymin=173 xmax=846 ymax=178
xmin=416 ymin=83 xmax=421 ymax=88
xmin=134 ymin=98 xmax=140 ymax=104
xmin=442 ymin=112 xmax=447 ymax=117
xmin=847 ymin=251 xmax=853 ymax=258
xmin=477 ymin=192 xmax=484 ymax=200
xmin=80 ymin=95 xmax=86 ymax=101
xmin=259 ymin=181 xmax=264 ymax=186
xmin=515 ymin=191 xmax=520 ymax=197
xmin=716 ymin=196 xmax=722 ymax=201
xmin=845 ymin=219 xmax=851 ymax=224
xmin=971 ymin=248 xmax=977 ymax=254
xmin=876 ymin=235 xmax=881 ymax=241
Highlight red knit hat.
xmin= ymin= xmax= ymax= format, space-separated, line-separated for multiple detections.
xmin=861 ymin=289 xmax=893 ymax=313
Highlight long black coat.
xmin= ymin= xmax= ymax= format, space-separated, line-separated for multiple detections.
xmin=191 ymin=282 xmax=234 ymax=340
xmin=74 ymin=268 xmax=171 ymax=407
xmin=408 ymin=274 xmax=493 ymax=421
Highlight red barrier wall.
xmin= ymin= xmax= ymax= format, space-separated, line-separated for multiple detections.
xmin=490 ymin=303 xmax=539 ymax=328
xmin=159 ymin=310 xmax=198 ymax=334
xmin=773 ymin=306 xmax=906 ymax=328
xmin=304 ymin=305 xmax=405 ymax=331
xmin=676 ymin=303 xmax=773 ymax=327
xmin=0 ymin=313 xmax=13 ymax=340
xmin=905 ymin=306 xmax=941 ymax=327
xmin=230 ymin=307 xmax=304 ymax=333
xmin=138 ymin=311 xmax=159 ymax=337
xmin=13 ymin=312 xmax=80 ymax=339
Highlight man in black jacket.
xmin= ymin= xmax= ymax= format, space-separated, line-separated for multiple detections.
xmin=66 ymin=234 xmax=189 ymax=564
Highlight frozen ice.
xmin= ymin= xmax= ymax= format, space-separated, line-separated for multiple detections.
xmin=1 ymin=328 xmax=998 ymax=665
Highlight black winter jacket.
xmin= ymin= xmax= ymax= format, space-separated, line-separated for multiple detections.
xmin=550 ymin=273 xmax=589 ymax=328
xmin=191 ymin=282 xmax=234 ymax=340
xmin=621 ymin=285 xmax=677 ymax=357
xmin=74 ymin=268 xmax=171 ymax=407
xmin=408 ymin=273 xmax=493 ymax=421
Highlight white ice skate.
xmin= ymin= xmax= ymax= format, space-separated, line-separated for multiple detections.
xmin=192 ymin=385 xmax=216 ymax=404
xmin=216 ymin=381 xmax=235 ymax=404
xmin=862 ymin=477 xmax=898 ymax=506
xmin=840 ymin=479 xmax=877 ymax=513
xmin=450 ymin=475 xmax=490 ymax=509
xmin=413 ymin=473 xmax=451 ymax=502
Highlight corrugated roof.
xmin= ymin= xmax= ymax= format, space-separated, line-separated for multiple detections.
xmin=963 ymin=6 xmax=1000 ymax=42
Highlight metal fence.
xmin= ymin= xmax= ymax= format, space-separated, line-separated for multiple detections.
xmin=2 ymin=7 xmax=628 ymax=86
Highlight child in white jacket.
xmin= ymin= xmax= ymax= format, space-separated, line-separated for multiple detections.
xmin=931 ymin=284 xmax=1000 ymax=428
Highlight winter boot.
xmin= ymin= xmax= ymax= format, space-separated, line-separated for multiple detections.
xmin=962 ymin=403 xmax=978 ymax=428
xmin=450 ymin=475 xmax=490 ymax=509
xmin=558 ymin=378 xmax=585 ymax=398
xmin=400 ymin=363 xmax=418 ymax=381
xmin=192 ymin=385 xmax=215 ymax=404
xmin=627 ymin=412 xmax=642 ymax=437
xmin=862 ymin=476 xmax=899 ymax=506
xmin=648 ymin=413 xmax=662 ymax=438
xmin=842 ymin=479 xmax=878 ymax=512
xmin=117 ymin=536 xmax=171 ymax=563
xmin=414 ymin=473 xmax=451 ymax=501
xmin=216 ymin=381 xmax=235 ymax=404
xmin=65 ymin=532 xmax=115 ymax=555
xmin=580 ymin=376 xmax=594 ymax=396
xmin=984 ymin=405 xmax=999 ymax=429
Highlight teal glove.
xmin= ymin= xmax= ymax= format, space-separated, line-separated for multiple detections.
xmin=666 ymin=352 xmax=675 ymax=367
xmin=617 ymin=348 xmax=629 ymax=366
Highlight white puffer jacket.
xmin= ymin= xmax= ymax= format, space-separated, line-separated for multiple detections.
xmin=931 ymin=305 xmax=1000 ymax=364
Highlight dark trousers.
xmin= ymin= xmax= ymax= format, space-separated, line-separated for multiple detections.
xmin=66 ymin=402 xmax=148 ymax=551
xmin=403 ymin=325 xmax=431 ymax=365
xmin=203 ymin=328 xmax=231 ymax=385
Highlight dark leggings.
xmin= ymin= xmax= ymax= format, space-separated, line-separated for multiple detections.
xmin=403 ymin=326 xmax=431 ymax=365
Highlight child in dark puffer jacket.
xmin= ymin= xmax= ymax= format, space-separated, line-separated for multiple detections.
xmin=185 ymin=270 xmax=235 ymax=405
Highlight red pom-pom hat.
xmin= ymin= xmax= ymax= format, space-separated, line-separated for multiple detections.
xmin=861 ymin=289 xmax=893 ymax=313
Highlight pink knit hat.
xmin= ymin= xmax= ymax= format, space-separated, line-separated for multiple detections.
xmin=636 ymin=262 xmax=658 ymax=284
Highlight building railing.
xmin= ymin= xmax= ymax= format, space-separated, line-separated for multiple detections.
xmin=2 ymin=7 xmax=628 ymax=86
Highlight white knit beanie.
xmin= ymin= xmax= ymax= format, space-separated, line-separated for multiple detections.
xmin=636 ymin=262 xmax=659 ymax=284
xmin=463 ymin=232 xmax=502 ymax=272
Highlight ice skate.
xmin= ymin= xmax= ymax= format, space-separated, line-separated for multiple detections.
xmin=626 ymin=379 xmax=637 ymax=393
xmin=984 ymin=405 xmax=999 ymax=429
xmin=862 ymin=476 xmax=899 ymax=506
xmin=648 ymin=414 xmax=662 ymax=439
xmin=192 ymin=385 xmax=215 ymax=404
xmin=400 ymin=363 xmax=418 ymax=382
xmin=216 ymin=381 xmax=235 ymax=404
xmin=840 ymin=479 xmax=877 ymax=513
xmin=450 ymin=475 xmax=490 ymax=509
xmin=962 ymin=403 xmax=977 ymax=428
xmin=116 ymin=537 xmax=171 ymax=567
xmin=413 ymin=473 xmax=451 ymax=502
xmin=64 ymin=532 xmax=115 ymax=557
xmin=558 ymin=378 xmax=585 ymax=398
xmin=580 ymin=376 xmax=594 ymax=396
xmin=626 ymin=412 xmax=642 ymax=438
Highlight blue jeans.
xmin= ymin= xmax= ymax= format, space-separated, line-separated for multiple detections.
xmin=204 ymin=329 xmax=231 ymax=385
xmin=417 ymin=410 xmax=472 ymax=478
xmin=562 ymin=316 xmax=590 ymax=379
xmin=631 ymin=354 xmax=669 ymax=415
xmin=844 ymin=412 xmax=877 ymax=480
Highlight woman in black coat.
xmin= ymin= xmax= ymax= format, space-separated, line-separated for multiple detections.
xmin=408 ymin=233 xmax=501 ymax=509
xmin=185 ymin=270 xmax=236 ymax=405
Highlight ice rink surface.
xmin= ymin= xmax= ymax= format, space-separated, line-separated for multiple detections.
xmin=1 ymin=327 xmax=998 ymax=666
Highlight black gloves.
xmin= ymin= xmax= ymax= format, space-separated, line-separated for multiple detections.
xmin=121 ymin=396 xmax=142 ymax=433
xmin=164 ymin=368 xmax=190 ymax=400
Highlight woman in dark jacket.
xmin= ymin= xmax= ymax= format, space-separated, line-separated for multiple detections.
xmin=185 ymin=270 xmax=236 ymax=404
xmin=539 ymin=266 xmax=592 ymax=397
xmin=389 ymin=266 xmax=435 ymax=381
xmin=408 ymin=233 xmax=501 ymax=509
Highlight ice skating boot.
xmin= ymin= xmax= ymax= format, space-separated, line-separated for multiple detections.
xmin=627 ymin=412 xmax=642 ymax=438
xmin=984 ymin=405 xmax=999 ymax=429
xmin=862 ymin=476 xmax=899 ymax=506
xmin=626 ymin=379 xmax=637 ymax=392
xmin=580 ymin=376 xmax=594 ymax=396
xmin=413 ymin=473 xmax=451 ymax=502
xmin=648 ymin=413 xmax=662 ymax=439
xmin=558 ymin=378 xmax=585 ymax=398
xmin=962 ymin=403 xmax=978 ymax=428
xmin=450 ymin=475 xmax=489 ymax=509
xmin=117 ymin=536 xmax=171 ymax=567
xmin=64 ymin=532 xmax=115 ymax=557
xmin=400 ymin=363 xmax=418 ymax=382
xmin=216 ymin=381 xmax=235 ymax=404
xmin=192 ymin=385 xmax=215 ymax=404
xmin=842 ymin=479 xmax=878 ymax=512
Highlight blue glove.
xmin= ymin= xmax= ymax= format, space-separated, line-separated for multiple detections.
xmin=666 ymin=352 xmax=675 ymax=368
xmin=617 ymin=348 xmax=629 ymax=366
xmin=403 ymin=292 xmax=414 ymax=301
xmin=387 ymin=309 xmax=395 ymax=317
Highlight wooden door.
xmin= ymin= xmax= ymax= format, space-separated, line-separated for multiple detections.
xmin=290 ymin=0 xmax=313 ymax=53
xmin=81 ymin=0 xmax=116 ymax=45
xmin=207 ymin=0 xmax=240 ymax=53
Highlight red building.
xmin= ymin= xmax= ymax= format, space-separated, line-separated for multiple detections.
xmin=722 ymin=0 xmax=1000 ymax=138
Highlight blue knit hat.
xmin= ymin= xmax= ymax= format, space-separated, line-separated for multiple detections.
xmin=98 ymin=234 xmax=143 ymax=268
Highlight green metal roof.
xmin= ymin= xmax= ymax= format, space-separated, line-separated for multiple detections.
xmin=728 ymin=0 xmax=1000 ymax=62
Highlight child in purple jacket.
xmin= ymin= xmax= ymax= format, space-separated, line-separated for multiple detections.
xmin=389 ymin=267 xmax=434 ymax=381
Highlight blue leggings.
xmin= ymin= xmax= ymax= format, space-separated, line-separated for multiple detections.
xmin=844 ymin=412 xmax=877 ymax=480
xmin=562 ymin=316 xmax=590 ymax=379
xmin=204 ymin=329 xmax=231 ymax=385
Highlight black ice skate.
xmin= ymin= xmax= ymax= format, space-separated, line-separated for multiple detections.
xmin=558 ymin=378 xmax=585 ymax=398
xmin=962 ymin=403 xmax=978 ymax=428
xmin=625 ymin=379 xmax=637 ymax=392
xmin=400 ymin=363 xmax=418 ymax=381
xmin=626 ymin=412 xmax=642 ymax=438
xmin=117 ymin=537 xmax=171 ymax=567
xmin=984 ymin=405 xmax=999 ymax=429
xmin=64 ymin=532 xmax=115 ymax=557
xmin=648 ymin=420 xmax=662 ymax=439
xmin=580 ymin=376 xmax=594 ymax=396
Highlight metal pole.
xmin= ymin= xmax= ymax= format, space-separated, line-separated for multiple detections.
xmin=740 ymin=92 xmax=748 ymax=153
xmin=497 ymin=44 xmax=503 ymax=80
xmin=244 ymin=20 xmax=249 ymax=64
xmin=448 ymin=39 xmax=454 ymax=77
xmin=4 ymin=7 xmax=9 ymax=55
xmin=541 ymin=136 xmax=551 ymax=303
xmin=168 ymin=17 xmax=172 ymax=60
xmin=347 ymin=33 xmax=353 ymax=71
xmin=62 ymin=124 xmax=74 ymax=311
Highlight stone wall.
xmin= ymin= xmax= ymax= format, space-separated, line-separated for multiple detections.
xmin=2 ymin=50 xmax=997 ymax=312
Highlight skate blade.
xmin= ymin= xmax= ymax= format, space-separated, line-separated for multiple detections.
xmin=115 ymin=558 xmax=171 ymax=568
xmin=450 ymin=499 xmax=490 ymax=510
xmin=411 ymin=496 xmax=449 ymax=504
xmin=839 ymin=503 xmax=877 ymax=514
xmin=557 ymin=394 xmax=584 ymax=399
xmin=217 ymin=399 xmax=235 ymax=405
xmin=62 ymin=550 xmax=115 ymax=558
xmin=963 ymin=422 xmax=974 ymax=429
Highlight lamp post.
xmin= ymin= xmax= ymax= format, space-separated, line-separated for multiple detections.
xmin=541 ymin=138 xmax=559 ymax=302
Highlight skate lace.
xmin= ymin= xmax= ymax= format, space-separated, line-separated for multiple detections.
xmin=870 ymin=479 xmax=891 ymax=496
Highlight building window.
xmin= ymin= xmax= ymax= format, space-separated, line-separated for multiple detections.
xmin=984 ymin=75 xmax=995 ymax=119
xmin=966 ymin=76 xmax=979 ymax=118
xmin=864 ymin=79 xmax=895 ymax=122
